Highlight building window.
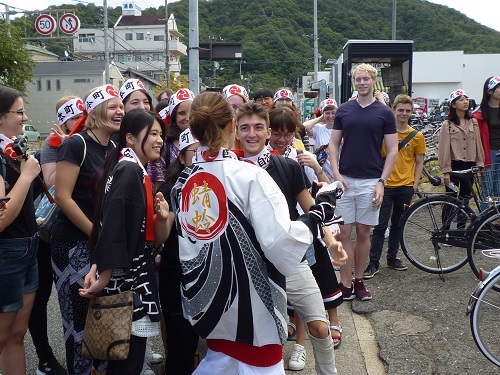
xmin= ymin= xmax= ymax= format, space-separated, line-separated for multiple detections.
xmin=78 ymin=33 xmax=95 ymax=43
xmin=136 ymin=54 xmax=147 ymax=62
xmin=56 ymin=79 xmax=61 ymax=91
xmin=152 ymin=54 xmax=163 ymax=61
xmin=46 ymin=80 xmax=51 ymax=91
xmin=37 ymin=79 xmax=42 ymax=91
xmin=74 ymin=78 xmax=91 ymax=83
xmin=125 ymin=33 xmax=133 ymax=41
xmin=153 ymin=74 xmax=162 ymax=81
xmin=154 ymin=35 xmax=164 ymax=41
xmin=117 ymin=54 xmax=126 ymax=62
xmin=136 ymin=33 xmax=144 ymax=40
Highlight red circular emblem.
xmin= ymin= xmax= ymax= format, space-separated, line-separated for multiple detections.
xmin=180 ymin=171 xmax=228 ymax=241
xmin=75 ymin=99 xmax=84 ymax=111
xmin=137 ymin=80 xmax=146 ymax=90
xmin=229 ymin=85 xmax=241 ymax=95
xmin=106 ymin=85 xmax=119 ymax=97
xmin=280 ymin=90 xmax=289 ymax=98
xmin=177 ymin=89 xmax=191 ymax=101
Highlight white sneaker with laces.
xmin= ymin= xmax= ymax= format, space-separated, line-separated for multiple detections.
xmin=145 ymin=340 xmax=164 ymax=364
xmin=288 ymin=343 xmax=307 ymax=371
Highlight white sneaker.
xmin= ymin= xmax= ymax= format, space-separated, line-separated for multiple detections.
xmin=145 ymin=340 xmax=164 ymax=364
xmin=140 ymin=362 xmax=155 ymax=375
xmin=288 ymin=343 xmax=307 ymax=371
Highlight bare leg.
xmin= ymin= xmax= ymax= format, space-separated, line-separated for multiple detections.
xmin=0 ymin=292 xmax=35 ymax=375
xmin=353 ymin=224 xmax=372 ymax=280
xmin=337 ymin=223 xmax=354 ymax=286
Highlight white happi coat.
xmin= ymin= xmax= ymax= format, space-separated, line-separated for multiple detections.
xmin=171 ymin=147 xmax=312 ymax=347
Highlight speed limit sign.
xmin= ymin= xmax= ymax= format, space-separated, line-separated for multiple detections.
xmin=35 ymin=14 xmax=56 ymax=36
xmin=59 ymin=13 xmax=80 ymax=35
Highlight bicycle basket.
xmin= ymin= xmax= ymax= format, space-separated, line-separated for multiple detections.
xmin=477 ymin=163 xmax=500 ymax=203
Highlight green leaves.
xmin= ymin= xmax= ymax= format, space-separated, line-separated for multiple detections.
xmin=0 ymin=24 xmax=36 ymax=95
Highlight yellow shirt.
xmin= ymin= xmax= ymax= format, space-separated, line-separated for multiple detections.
xmin=382 ymin=126 xmax=426 ymax=187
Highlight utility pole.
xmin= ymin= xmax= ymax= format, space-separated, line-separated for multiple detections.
xmin=103 ymin=0 xmax=110 ymax=84
xmin=313 ymin=0 xmax=318 ymax=82
xmin=164 ymin=0 xmax=170 ymax=87
xmin=188 ymin=0 xmax=199 ymax=95
xmin=392 ymin=0 xmax=397 ymax=40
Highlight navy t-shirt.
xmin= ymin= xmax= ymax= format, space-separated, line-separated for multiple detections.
xmin=333 ymin=99 xmax=396 ymax=179
xmin=51 ymin=131 xmax=115 ymax=241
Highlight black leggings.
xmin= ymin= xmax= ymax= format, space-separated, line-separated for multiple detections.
xmin=106 ymin=335 xmax=147 ymax=374
xmin=28 ymin=238 xmax=55 ymax=363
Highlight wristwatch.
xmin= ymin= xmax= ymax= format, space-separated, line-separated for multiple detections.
xmin=378 ymin=178 xmax=387 ymax=186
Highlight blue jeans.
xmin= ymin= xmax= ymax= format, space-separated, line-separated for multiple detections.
xmin=0 ymin=234 xmax=39 ymax=312
xmin=369 ymin=186 xmax=414 ymax=267
xmin=480 ymin=149 xmax=500 ymax=210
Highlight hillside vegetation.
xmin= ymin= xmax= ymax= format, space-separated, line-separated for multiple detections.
xmin=12 ymin=0 xmax=500 ymax=90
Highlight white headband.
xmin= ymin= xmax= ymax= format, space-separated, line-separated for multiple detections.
xmin=449 ymin=89 xmax=467 ymax=103
xmin=222 ymin=84 xmax=249 ymax=101
xmin=119 ymin=79 xmax=148 ymax=101
xmin=179 ymin=128 xmax=198 ymax=152
xmin=169 ymin=88 xmax=195 ymax=115
xmin=319 ymin=98 xmax=338 ymax=112
xmin=487 ymin=76 xmax=500 ymax=91
xmin=274 ymin=89 xmax=293 ymax=103
xmin=158 ymin=107 xmax=169 ymax=120
xmin=85 ymin=84 xmax=120 ymax=111
xmin=57 ymin=98 xmax=84 ymax=125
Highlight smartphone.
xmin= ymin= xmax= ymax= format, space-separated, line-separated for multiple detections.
xmin=311 ymin=181 xmax=319 ymax=198
xmin=0 ymin=197 xmax=10 ymax=203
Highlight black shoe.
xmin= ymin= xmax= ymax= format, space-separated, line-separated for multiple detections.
xmin=363 ymin=263 xmax=379 ymax=279
xmin=37 ymin=357 xmax=67 ymax=375
xmin=387 ymin=258 xmax=408 ymax=271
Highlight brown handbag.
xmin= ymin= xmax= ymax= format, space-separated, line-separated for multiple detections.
xmin=82 ymin=290 xmax=134 ymax=360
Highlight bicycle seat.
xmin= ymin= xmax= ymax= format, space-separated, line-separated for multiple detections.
xmin=450 ymin=168 xmax=476 ymax=179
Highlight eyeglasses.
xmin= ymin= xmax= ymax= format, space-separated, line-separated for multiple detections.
xmin=185 ymin=148 xmax=198 ymax=153
xmin=5 ymin=109 xmax=26 ymax=117
xmin=255 ymin=97 xmax=272 ymax=103
xmin=271 ymin=132 xmax=294 ymax=141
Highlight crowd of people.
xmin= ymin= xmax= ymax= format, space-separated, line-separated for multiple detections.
xmin=0 ymin=67 xmax=498 ymax=375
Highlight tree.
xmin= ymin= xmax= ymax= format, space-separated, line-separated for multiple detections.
xmin=0 ymin=24 xmax=36 ymax=94
xmin=153 ymin=72 xmax=190 ymax=97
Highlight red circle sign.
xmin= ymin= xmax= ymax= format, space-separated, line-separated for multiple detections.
xmin=35 ymin=15 xmax=56 ymax=36
xmin=58 ymin=13 xmax=80 ymax=35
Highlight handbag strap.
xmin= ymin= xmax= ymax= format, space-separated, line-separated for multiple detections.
xmin=398 ymin=129 xmax=418 ymax=151
xmin=73 ymin=133 xmax=87 ymax=167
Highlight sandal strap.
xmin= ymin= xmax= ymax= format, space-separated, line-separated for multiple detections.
xmin=330 ymin=325 xmax=342 ymax=334
xmin=288 ymin=322 xmax=296 ymax=330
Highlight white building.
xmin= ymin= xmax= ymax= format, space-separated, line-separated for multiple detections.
xmin=73 ymin=2 xmax=187 ymax=81
xmin=304 ymin=50 xmax=500 ymax=113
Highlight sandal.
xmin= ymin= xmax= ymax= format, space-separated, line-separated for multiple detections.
xmin=330 ymin=325 xmax=342 ymax=349
xmin=287 ymin=321 xmax=297 ymax=341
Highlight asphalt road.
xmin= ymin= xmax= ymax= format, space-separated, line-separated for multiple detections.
xmin=24 ymin=253 xmax=499 ymax=374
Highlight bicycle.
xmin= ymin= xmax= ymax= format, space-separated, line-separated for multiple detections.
xmin=466 ymin=249 xmax=500 ymax=367
xmin=399 ymin=165 xmax=500 ymax=279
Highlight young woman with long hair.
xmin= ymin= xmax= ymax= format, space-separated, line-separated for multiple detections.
xmin=80 ymin=109 xmax=171 ymax=374
xmin=0 ymin=85 xmax=41 ymax=374
xmin=473 ymin=76 xmax=500 ymax=199
xmin=51 ymin=84 xmax=124 ymax=374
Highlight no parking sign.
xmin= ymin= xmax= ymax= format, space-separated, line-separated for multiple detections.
xmin=35 ymin=14 xmax=56 ymax=36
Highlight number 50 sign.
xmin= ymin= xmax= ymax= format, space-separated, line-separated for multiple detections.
xmin=35 ymin=13 xmax=81 ymax=36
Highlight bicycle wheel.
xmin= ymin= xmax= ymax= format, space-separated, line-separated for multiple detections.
xmin=470 ymin=272 xmax=500 ymax=366
xmin=467 ymin=208 xmax=500 ymax=278
xmin=399 ymin=196 xmax=472 ymax=274
xmin=422 ymin=157 xmax=443 ymax=185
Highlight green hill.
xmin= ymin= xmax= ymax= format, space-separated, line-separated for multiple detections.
xmin=11 ymin=0 xmax=500 ymax=90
